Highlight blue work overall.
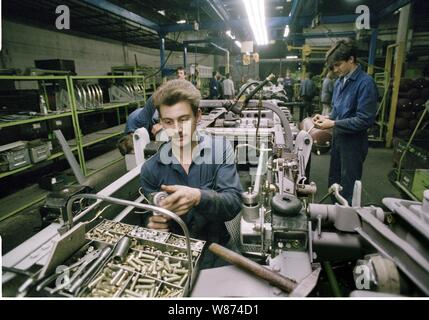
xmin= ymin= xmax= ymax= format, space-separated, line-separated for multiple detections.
xmin=328 ymin=65 xmax=378 ymax=204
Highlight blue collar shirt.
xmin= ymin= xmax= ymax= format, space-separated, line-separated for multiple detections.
xmin=140 ymin=134 xmax=243 ymax=247
xmin=330 ymin=64 xmax=378 ymax=134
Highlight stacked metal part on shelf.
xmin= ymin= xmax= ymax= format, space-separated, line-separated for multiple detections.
xmin=108 ymin=83 xmax=146 ymax=103
xmin=74 ymin=84 xmax=104 ymax=110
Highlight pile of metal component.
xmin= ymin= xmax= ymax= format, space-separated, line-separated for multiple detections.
xmin=86 ymin=220 xmax=135 ymax=244
xmin=108 ymin=83 xmax=145 ymax=103
xmin=74 ymin=84 xmax=103 ymax=110
xmin=29 ymin=220 xmax=205 ymax=298
xmin=85 ymin=241 xmax=191 ymax=298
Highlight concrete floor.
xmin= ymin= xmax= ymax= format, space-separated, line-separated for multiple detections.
xmin=0 ymin=147 xmax=402 ymax=255
xmin=309 ymin=147 xmax=401 ymax=205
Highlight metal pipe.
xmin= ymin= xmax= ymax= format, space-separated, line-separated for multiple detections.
xmin=66 ymin=194 xmax=194 ymax=292
xmin=69 ymin=246 xmax=112 ymax=294
xmin=112 ymin=236 xmax=132 ymax=263
xmin=210 ymin=42 xmax=230 ymax=74
xmin=253 ymin=143 xmax=268 ymax=194
xmin=198 ymin=99 xmax=294 ymax=151
xmin=209 ymin=243 xmax=297 ymax=293
xmin=258 ymin=101 xmax=294 ymax=152
xmin=308 ymin=203 xmax=337 ymax=223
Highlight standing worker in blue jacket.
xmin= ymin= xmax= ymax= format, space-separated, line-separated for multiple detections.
xmin=312 ymin=40 xmax=378 ymax=204
xmin=300 ymin=72 xmax=317 ymax=121
xmin=209 ymin=71 xmax=220 ymax=99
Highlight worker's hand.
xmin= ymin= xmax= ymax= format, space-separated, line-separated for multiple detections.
xmin=159 ymin=184 xmax=201 ymax=216
xmin=117 ymin=134 xmax=134 ymax=155
xmin=312 ymin=113 xmax=327 ymax=123
xmin=151 ymin=123 xmax=163 ymax=136
xmin=147 ymin=215 xmax=170 ymax=232
xmin=314 ymin=118 xmax=335 ymax=130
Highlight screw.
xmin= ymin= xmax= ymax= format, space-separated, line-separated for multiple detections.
xmin=138 ymin=278 xmax=156 ymax=284
xmin=124 ymin=289 xmax=142 ymax=298
xmin=116 ymin=271 xmax=129 ymax=287
xmin=178 ymin=274 xmax=188 ymax=287
xmin=135 ymin=284 xmax=155 ymax=290
xmin=88 ymin=274 xmax=105 ymax=289
xmin=165 ymin=275 xmax=181 ymax=283
xmin=110 ymin=269 xmax=124 ymax=286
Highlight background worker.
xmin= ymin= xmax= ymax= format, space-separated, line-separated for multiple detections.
xmin=118 ymin=67 xmax=187 ymax=154
xmin=312 ymin=40 xmax=378 ymax=204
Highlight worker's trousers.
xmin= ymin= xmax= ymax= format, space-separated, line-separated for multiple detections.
xmin=328 ymin=128 xmax=369 ymax=205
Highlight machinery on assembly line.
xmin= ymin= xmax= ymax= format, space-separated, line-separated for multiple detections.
xmin=2 ymin=74 xmax=429 ymax=298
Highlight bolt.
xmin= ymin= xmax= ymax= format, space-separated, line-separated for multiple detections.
xmin=127 ymin=259 xmax=140 ymax=271
xmin=116 ymin=271 xmax=129 ymax=287
xmin=178 ymin=274 xmax=188 ymax=287
xmin=88 ymin=274 xmax=105 ymax=289
xmin=165 ymin=275 xmax=181 ymax=283
xmin=135 ymin=284 xmax=155 ymax=290
xmin=110 ymin=269 xmax=124 ymax=286
xmin=138 ymin=278 xmax=156 ymax=284
xmin=140 ymin=253 xmax=155 ymax=260
xmin=164 ymin=257 xmax=172 ymax=273
xmin=174 ymin=268 xmax=187 ymax=275
xmin=124 ymin=289 xmax=142 ymax=298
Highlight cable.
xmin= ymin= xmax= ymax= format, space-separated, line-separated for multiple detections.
xmin=138 ymin=187 xmax=150 ymax=203
xmin=144 ymin=31 xmax=183 ymax=79
xmin=236 ymin=81 xmax=259 ymax=100
xmin=83 ymin=205 xmax=112 ymax=226
xmin=255 ymin=94 xmax=263 ymax=146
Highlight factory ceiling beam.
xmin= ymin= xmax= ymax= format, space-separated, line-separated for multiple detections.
xmin=202 ymin=0 xmax=230 ymax=22
xmin=376 ymin=0 xmax=412 ymax=20
xmin=160 ymin=14 xmax=359 ymax=34
xmin=289 ymin=0 xmax=305 ymax=27
xmin=162 ymin=17 xmax=295 ymax=34
xmin=80 ymin=0 xmax=160 ymax=32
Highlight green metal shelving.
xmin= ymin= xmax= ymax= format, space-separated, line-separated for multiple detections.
xmin=0 ymin=74 xmax=147 ymax=221
xmin=68 ymin=74 xmax=145 ymax=175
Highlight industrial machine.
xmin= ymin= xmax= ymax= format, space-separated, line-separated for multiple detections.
xmin=2 ymin=75 xmax=428 ymax=298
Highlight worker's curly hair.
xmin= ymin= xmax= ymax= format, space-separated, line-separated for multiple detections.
xmin=152 ymin=79 xmax=201 ymax=116
xmin=325 ymin=39 xmax=357 ymax=67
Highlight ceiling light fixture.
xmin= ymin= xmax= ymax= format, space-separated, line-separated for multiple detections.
xmin=286 ymin=55 xmax=298 ymax=59
xmin=242 ymin=0 xmax=269 ymax=46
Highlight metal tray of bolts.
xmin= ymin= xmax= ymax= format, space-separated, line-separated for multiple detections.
xmin=80 ymin=235 xmax=205 ymax=298
xmin=81 ymin=219 xmax=205 ymax=297
xmin=85 ymin=220 xmax=137 ymax=245
xmin=86 ymin=219 xmax=205 ymax=255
